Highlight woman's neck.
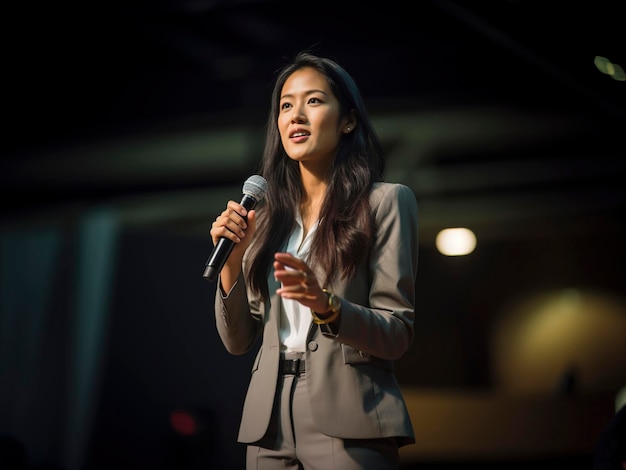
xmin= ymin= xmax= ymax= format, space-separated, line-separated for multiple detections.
xmin=299 ymin=176 xmax=327 ymax=234
xmin=300 ymin=196 xmax=323 ymax=235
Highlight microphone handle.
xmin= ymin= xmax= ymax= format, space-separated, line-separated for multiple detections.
xmin=203 ymin=193 xmax=259 ymax=282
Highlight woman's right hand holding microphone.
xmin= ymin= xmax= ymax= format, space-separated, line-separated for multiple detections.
xmin=210 ymin=200 xmax=257 ymax=291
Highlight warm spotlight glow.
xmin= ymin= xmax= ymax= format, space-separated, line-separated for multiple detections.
xmin=492 ymin=289 xmax=626 ymax=395
xmin=436 ymin=228 xmax=476 ymax=256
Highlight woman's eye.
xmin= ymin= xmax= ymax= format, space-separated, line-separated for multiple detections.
xmin=308 ymin=97 xmax=321 ymax=104
xmin=280 ymin=102 xmax=291 ymax=110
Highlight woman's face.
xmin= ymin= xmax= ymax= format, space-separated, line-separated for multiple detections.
xmin=278 ymin=67 xmax=350 ymax=169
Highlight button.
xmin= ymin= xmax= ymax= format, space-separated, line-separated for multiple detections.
xmin=307 ymin=341 xmax=318 ymax=351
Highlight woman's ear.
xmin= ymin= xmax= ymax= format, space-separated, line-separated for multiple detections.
xmin=343 ymin=110 xmax=357 ymax=134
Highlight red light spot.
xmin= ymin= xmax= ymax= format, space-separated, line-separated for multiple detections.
xmin=169 ymin=410 xmax=197 ymax=436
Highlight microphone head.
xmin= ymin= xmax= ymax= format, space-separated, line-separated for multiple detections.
xmin=242 ymin=175 xmax=268 ymax=202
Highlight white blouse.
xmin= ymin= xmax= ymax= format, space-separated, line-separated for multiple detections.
xmin=278 ymin=211 xmax=319 ymax=353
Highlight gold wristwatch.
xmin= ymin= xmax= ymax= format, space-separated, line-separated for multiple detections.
xmin=311 ymin=289 xmax=341 ymax=324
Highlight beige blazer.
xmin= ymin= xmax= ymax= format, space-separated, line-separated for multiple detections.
xmin=214 ymin=182 xmax=418 ymax=447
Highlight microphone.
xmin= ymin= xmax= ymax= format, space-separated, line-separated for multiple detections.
xmin=203 ymin=175 xmax=268 ymax=282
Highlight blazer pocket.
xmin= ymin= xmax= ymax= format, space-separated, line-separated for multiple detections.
xmin=341 ymin=344 xmax=394 ymax=371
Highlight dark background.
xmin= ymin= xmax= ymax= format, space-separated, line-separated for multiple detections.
xmin=1 ymin=1 xmax=625 ymax=469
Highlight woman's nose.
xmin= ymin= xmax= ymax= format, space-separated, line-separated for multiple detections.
xmin=290 ymin=105 xmax=306 ymax=123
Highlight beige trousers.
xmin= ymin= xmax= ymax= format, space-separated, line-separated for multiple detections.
xmin=246 ymin=367 xmax=399 ymax=470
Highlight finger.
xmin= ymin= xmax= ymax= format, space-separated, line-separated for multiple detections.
xmin=210 ymin=212 xmax=246 ymax=246
xmin=223 ymin=206 xmax=248 ymax=231
xmin=274 ymin=252 xmax=306 ymax=270
xmin=298 ymin=269 xmax=309 ymax=287
xmin=275 ymin=266 xmax=309 ymax=285
xmin=209 ymin=216 xmax=226 ymax=245
xmin=273 ymin=259 xmax=286 ymax=273
xmin=226 ymin=199 xmax=248 ymax=218
xmin=275 ymin=266 xmax=316 ymax=301
xmin=276 ymin=285 xmax=317 ymax=302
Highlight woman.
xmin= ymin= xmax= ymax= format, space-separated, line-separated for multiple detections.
xmin=210 ymin=51 xmax=419 ymax=469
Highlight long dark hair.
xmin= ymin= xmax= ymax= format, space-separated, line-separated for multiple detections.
xmin=247 ymin=51 xmax=385 ymax=300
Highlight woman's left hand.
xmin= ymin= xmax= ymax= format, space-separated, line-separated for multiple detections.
xmin=274 ymin=252 xmax=328 ymax=313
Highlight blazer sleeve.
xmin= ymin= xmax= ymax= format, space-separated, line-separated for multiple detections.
xmin=214 ymin=271 xmax=263 ymax=356
xmin=320 ymin=183 xmax=418 ymax=360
